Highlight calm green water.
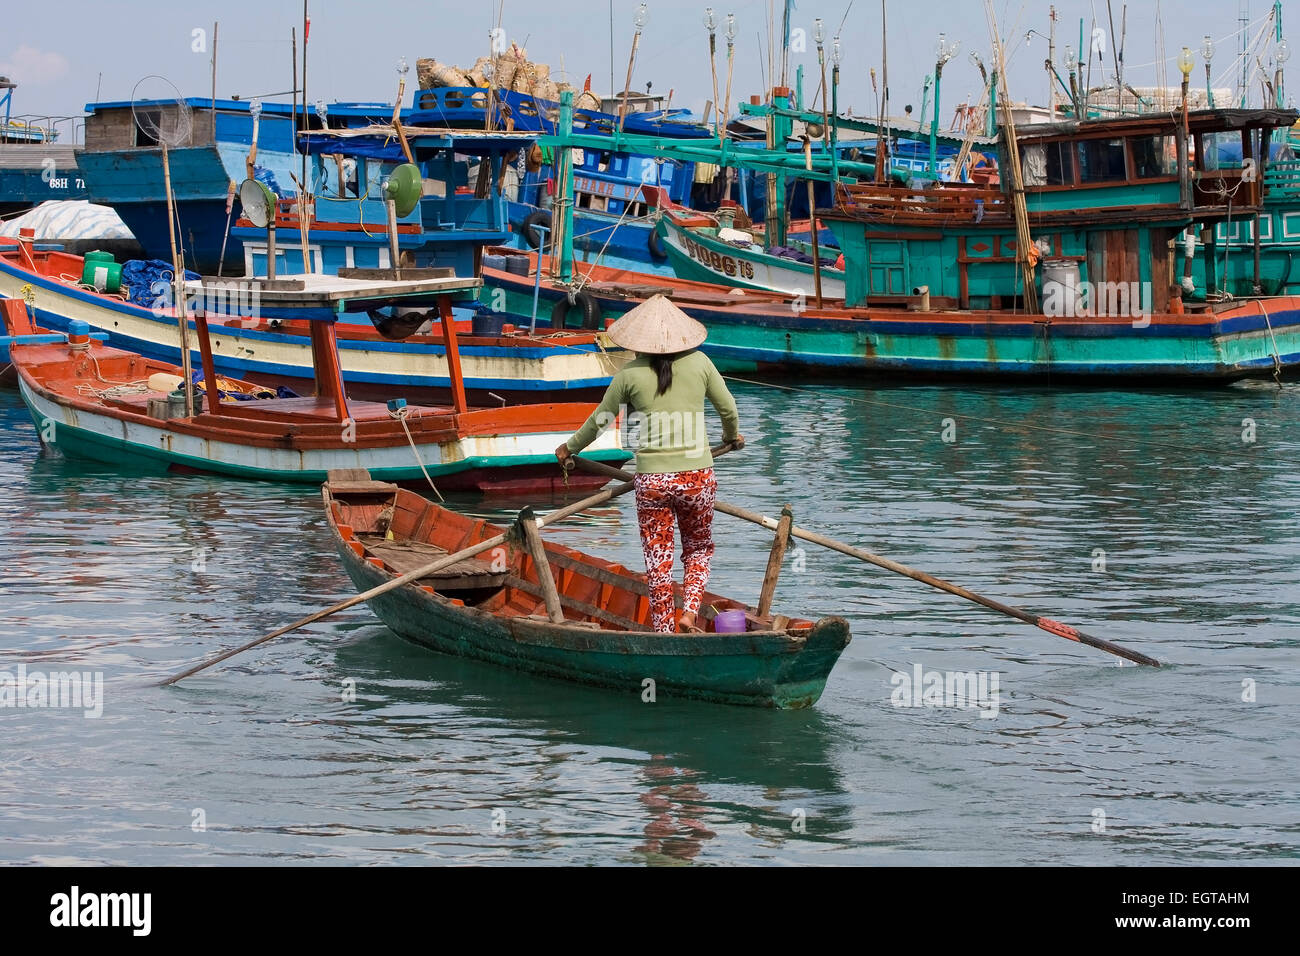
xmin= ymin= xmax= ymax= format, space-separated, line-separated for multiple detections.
xmin=1 ymin=379 xmax=1297 ymax=865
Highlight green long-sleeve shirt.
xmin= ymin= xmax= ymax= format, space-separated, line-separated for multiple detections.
xmin=565 ymin=350 xmax=739 ymax=474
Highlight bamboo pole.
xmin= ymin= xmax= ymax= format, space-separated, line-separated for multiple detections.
xmin=803 ymin=137 xmax=824 ymax=307
xmin=161 ymin=142 xmax=193 ymax=419
xmin=706 ymin=11 xmax=721 ymax=134
xmin=986 ymin=0 xmax=1038 ymax=312
xmin=618 ymin=7 xmax=646 ymax=132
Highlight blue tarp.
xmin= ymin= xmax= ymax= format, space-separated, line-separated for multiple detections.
xmin=254 ymin=166 xmax=288 ymax=198
xmin=120 ymin=259 xmax=201 ymax=308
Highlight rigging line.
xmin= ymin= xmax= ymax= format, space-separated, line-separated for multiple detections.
xmin=1125 ymin=9 xmax=1276 ymax=73
xmin=1211 ymin=13 xmax=1276 ymax=90
xmin=574 ymin=196 xmax=652 ymax=291
xmin=720 ymin=374 xmax=1272 ymax=458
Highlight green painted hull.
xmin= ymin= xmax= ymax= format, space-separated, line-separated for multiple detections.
xmin=654 ymin=217 xmax=847 ymax=299
xmin=1177 ymin=208 xmax=1300 ymax=298
xmin=334 ymin=534 xmax=851 ymax=709
xmin=486 ymin=275 xmax=1300 ymax=381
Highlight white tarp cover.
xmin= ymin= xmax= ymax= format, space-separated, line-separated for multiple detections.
xmin=0 ymin=200 xmax=134 ymax=240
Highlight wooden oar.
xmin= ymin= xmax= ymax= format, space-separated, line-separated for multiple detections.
xmin=159 ymin=473 xmax=641 ymax=687
xmin=570 ymin=457 xmax=1160 ymax=667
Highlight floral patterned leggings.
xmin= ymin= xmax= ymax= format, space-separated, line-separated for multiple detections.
xmin=634 ymin=468 xmax=718 ymax=633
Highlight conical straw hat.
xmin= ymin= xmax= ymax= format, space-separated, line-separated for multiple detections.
xmin=605 ymin=294 xmax=707 ymax=354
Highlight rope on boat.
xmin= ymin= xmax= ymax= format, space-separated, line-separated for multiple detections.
xmin=389 ymin=404 xmax=445 ymax=501
xmin=572 ymin=203 xmax=655 ymax=293
xmin=73 ymin=348 xmax=150 ymax=398
xmin=1255 ymin=299 xmax=1285 ymax=385
xmin=567 ymin=211 xmax=659 ymax=243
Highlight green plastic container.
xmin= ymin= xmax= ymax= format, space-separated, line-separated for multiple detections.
xmin=81 ymin=253 xmax=121 ymax=294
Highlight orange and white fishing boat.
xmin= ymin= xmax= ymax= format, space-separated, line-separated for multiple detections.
xmin=0 ymin=272 xmax=628 ymax=493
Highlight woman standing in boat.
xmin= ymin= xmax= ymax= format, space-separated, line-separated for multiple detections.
xmin=556 ymin=295 xmax=742 ymax=634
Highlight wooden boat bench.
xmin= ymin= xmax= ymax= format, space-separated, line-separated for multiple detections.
xmin=360 ymin=537 xmax=509 ymax=592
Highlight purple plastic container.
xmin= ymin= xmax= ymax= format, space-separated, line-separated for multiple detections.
xmin=712 ymin=609 xmax=748 ymax=633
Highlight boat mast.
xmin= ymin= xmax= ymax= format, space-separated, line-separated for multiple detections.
xmin=1241 ymin=0 xmax=1251 ymax=107
xmin=555 ymin=90 xmax=576 ymax=284
xmin=780 ymin=0 xmax=792 ymax=89
xmin=878 ymin=0 xmax=890 ymax=182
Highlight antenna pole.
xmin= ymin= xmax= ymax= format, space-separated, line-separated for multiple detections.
xmin=301 ymin=2 xmax=309 ymax=198
xmin=879 ymin=0 xmax=890 ymax=182
xmin=210 ymin=21 xmax=218 ymax=132
xmin=161 ymin=141 xmax=194 ymax=418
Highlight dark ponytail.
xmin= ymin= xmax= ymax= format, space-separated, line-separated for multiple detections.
xmin=650 ymin=354 xmax=674 ymax=396
xmin=649 ymin=350 xmax=689 ymax=396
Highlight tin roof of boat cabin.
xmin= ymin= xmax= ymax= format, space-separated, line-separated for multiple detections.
xmin=84 ymin=98 xmax=400 ymax=117
xmin=1015 ymin=108 xmax=1300 ymax=142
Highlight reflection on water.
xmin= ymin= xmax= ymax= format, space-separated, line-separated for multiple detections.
xmin=1 ymin=380 xmax=1297 ymax=864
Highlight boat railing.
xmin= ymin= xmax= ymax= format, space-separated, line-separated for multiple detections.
xmin=1264 ymin=159 xmax=1300 ymax=199
xmin=834 ymin=181 xmax=1012 ymax=224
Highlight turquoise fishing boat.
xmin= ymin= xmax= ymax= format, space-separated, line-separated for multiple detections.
xmin=645 ymin=185 xmax=846 ymax=299
xmin=479 ymin=92 xmax=1300 ymax=382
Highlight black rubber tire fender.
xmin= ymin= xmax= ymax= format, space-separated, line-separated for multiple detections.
xmin=550 ymin=291 xmax=603 ymax=330
xmin=521 ymin=209 xmax=553 ymax=250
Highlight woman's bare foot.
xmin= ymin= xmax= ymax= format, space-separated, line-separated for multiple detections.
xmin=678 ymin=612 xmax=704 ymax=634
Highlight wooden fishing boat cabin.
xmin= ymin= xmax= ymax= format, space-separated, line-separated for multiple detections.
xmin=825 ymin=108 xmax=1299 ymax=312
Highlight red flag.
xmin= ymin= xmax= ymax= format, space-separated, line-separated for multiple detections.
xmin=583 ymin=74 xmax=592 ymax=93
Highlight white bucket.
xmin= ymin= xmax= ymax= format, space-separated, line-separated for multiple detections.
xmin=1041 ymin=258 xmax=1083 ymax=317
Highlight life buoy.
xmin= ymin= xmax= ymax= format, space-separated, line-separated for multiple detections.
xmin=646 ymin=227 xmax=668 ymax=261
xmin=551 ymin=291 xmax=602 ymax=330
xmin=521 ymin=210 xmax=553 ymax=250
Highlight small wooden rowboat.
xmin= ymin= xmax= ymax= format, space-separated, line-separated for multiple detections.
xmin=324 ymin=471 xmax=851 ymax=708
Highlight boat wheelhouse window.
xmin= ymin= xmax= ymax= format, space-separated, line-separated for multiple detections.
xmin=365 ymin=160 xmax=385 ymax=196
xmin=1021 ymin=142 xmax=1074 ymax=186
xmin=1077 ymin=138 xmax=1127 ymax=182
xmin=318 ymin=154 xmax=359 ymax=198
xmin=1200 ymin=131 xmax=1243 ymax=171
xmin=134 ymin=109 xmax=161 ymax=147
xmin=1043 ymin=142 xmax=1075 ymax=185
xmin=1021 ymin=144 xmax=1047 ymax=185
xmin=1131 ymin=135 xmax=1177 ymax=178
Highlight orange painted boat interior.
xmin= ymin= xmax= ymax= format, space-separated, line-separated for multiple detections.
xmin=328 ymin=482 xmax=815 ymax=635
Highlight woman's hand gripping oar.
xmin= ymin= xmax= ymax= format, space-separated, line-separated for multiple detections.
xmin=568 ymin=453 xmax=1159 ymax=667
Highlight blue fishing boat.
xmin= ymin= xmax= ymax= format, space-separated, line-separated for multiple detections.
xmin=0 ymin=79 xmax=87 ymax=215
xmin=0 ymin=123 xmax=625 ymax=405
xmin=411 ymin=84 xmax=710 ymax=268
xmin=77 ymin=97 xmax=404 ymax=275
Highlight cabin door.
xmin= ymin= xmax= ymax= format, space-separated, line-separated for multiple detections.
xmin=866 ymin=240 xmax=909 ymax=296
xmin=1086 ymin=229 xmax=1140 ymax=289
